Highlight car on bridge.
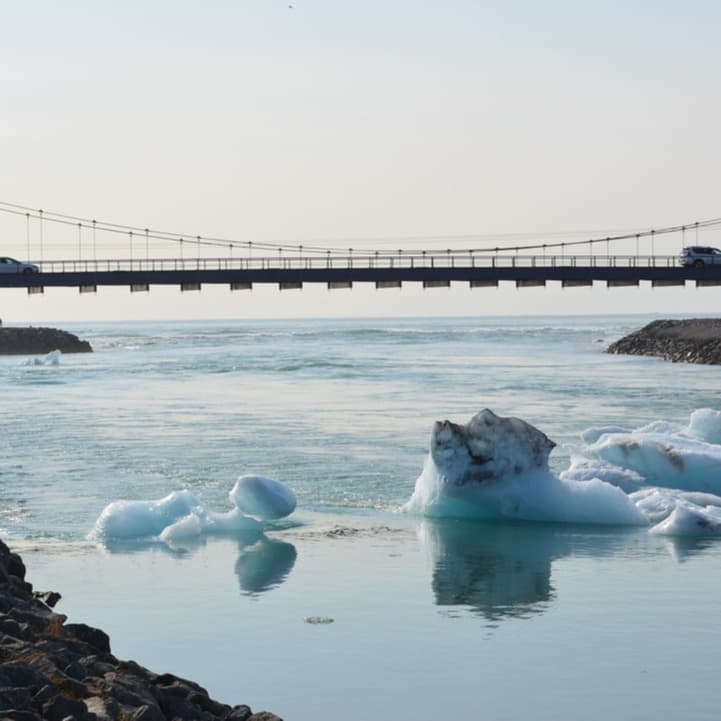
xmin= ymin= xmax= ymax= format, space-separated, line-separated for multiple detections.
xmin=679 ymin=246 xmax=721 ymax=267
xmin=0 ymin=257 xmax=39 ymax=274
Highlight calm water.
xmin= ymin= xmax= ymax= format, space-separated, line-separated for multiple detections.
xmin=3 ymin=315 xmax=721 ymax=720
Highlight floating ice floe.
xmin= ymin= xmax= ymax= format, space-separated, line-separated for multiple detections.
xmin=404 ymin=408 xmax=721 ymax=537
xmin=572 ymin=409 xmax=721 ymax=495
xmin=23 ymin=350 xmax=61 ymax=366
xmin=630 ymin=487 xmax=721 ymax=536
xmin=89 ymin=474 xmax=296 ymax=545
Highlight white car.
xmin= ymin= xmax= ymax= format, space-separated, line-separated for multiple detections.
xmin=0 ymin=257 xmax=40 ymax=273
xmin=678 ymin=246 xmax=721 ymax=267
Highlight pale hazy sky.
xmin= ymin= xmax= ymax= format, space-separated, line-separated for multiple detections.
xmin=2 ymin=1 xmax=720 ymax=322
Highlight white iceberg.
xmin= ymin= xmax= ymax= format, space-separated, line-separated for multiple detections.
xmin=405 ymin=408 xmax=721 ymax=537
xmin=90 ymin=475 xmax=296 ymax=545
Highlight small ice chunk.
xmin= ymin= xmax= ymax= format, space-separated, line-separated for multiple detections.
xmin=649 ymin=503 xmax=721 ymax=537
xmin=229 ymin=475 xmax=296 ymax=520
xmin=580 ymin=425 xmax=631 ymax=445
xmin=204 ymin=508 xmax=263 ymax=533
xmin=24 ymin=350 xmax=61 ymax=367
xmin=685 ymin=408 xmax=721 ymax=445
xmin=160 ymin=512 xmax=203 ymax=544
xmin=560 ymin=456 xmax=645 ymax=493
xmin=630 ymin=488 xmax=680 ymax=525
xmin=90 ymin=490 xmax=201 ymax=540
xmin=89 ymin=484 xmax=267 ymax=544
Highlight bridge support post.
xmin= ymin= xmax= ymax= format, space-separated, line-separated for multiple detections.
xmin=606 ymin=280 xmax=639 ymax=287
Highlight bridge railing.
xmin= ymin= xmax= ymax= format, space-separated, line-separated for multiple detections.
xmin=33 ymin=253 xmax=682 ymax=273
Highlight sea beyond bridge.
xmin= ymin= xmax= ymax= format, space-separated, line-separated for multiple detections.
xmin=2 ymin=202 xmax=721 ymax=295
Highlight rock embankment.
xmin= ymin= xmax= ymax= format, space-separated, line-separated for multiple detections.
xmin=606 ymin=318 xmax=721 ymax=364
xmin=0 ymin=327 xmax=92 ymax=355
xmin=0 ymin=539 xmax=282 ymax=721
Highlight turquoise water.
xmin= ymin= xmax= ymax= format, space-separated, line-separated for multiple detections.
xmin=3 ymin=315 xmax=721 ymax=720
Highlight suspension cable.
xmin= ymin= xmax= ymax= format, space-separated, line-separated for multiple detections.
xmin=0 ymin=200 xmax=719 ymax=257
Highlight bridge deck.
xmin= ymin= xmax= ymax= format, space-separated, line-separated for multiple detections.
xmin=1 ymin=255 xmax=720 ymax=288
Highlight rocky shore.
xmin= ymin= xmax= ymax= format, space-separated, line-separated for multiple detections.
xmin=0 ymin=327 xmax=92 ymax=355
xmin=606 ymin=318 xmax=721 ymax=364
xmin=0 ymin=540 xmax=281 ymax=721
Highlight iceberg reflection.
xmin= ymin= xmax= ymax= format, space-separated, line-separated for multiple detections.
xmin=95 ymin=531 xmax=297 ymax=596
xmin=234 ymin=536 xmax=297 ymax=595
xmin=420 ymin=519 xmax=632 ymax=622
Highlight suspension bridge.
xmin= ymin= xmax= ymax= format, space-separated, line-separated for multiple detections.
xmin=1 ymin=202 xmax=720 ymax=294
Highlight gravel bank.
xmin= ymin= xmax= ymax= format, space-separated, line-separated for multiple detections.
xmin=0 ymin=539 xmax=282 ymax=721
xmin=606 ymin=318 xmax=721 ymax=364
xmin=0 ymin=327 xmax=92 ymax=355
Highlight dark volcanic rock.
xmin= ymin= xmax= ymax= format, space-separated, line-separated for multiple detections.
xmin=0 ymin=327 xmax=92 ymax=355
xmin=606 ymin=318 xmax=721 ymax=364
xmin=0 ymin=539 xmax=283 ymax=720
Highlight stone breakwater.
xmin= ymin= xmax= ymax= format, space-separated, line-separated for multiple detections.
xmin=606 ymin=318 xmax=721 ymax=365
xmin=0 ymin=327 xmax=92 ymax=355
xmin=0 ymin=539 xmax=282 ymax=721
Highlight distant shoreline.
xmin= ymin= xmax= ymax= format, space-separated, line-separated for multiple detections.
xmin=0 ymin=326 xmax=92 ymax=355
xmin=606 ymin=318 xmax=721 ymax=364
